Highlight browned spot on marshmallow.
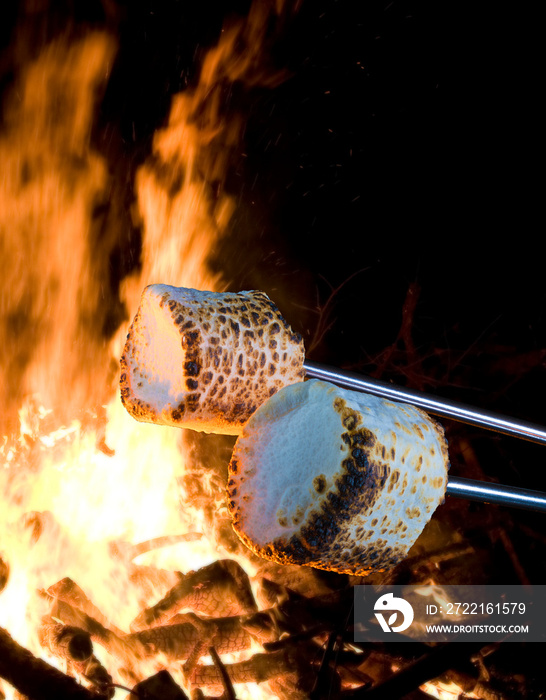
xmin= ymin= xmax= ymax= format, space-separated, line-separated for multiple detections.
xmin=313 ymin=475 xmax=327 ymax=493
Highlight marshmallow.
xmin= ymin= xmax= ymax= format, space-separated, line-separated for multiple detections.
xmin=227 ymin=380 xmax=449 ymax=575
xmin=120 ymin=285 xmax=305 ymax=435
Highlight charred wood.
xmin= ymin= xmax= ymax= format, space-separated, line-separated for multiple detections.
xmin=39 ymin=589 xmax=143 ymax=686
xmin=47 ymin=578 xmax=126 ymax=638
xmin=130 ymin=560 xmax=257 ymax=631
xmin=0 ymin=626 xmax=99 ymax=700
xmin=38 ymin=617 xmax=93 ymax=663
xmin=380 ymin=542 xmax=476 ymax=584
xmin=191 ymin=648 xmax=300 ymax=692
xmin=341 ymin=640 xmax=488 ymax=699
xmin=239 ymin=610 xmax=282 ymax=644
xmin=36 ymin=613 xmax=114 ymax=697
xmin=70 ymin=655 xmax=114 ymax=698
xmin=178 ymin=614 xmax=220 ymax=683
xmin=446 ymin=669 xmax=516 ymax=700
xmin=127 ymin=615 xmax=252 ymax=660
xmin=263 ymin=627 xmax=331 ymax=652
xmin=274 ymin=587 xmax=355 ymax=637
xmin=40 ymin=590 xmax=142 ymax=663
xmin=208 ymin=647 xmax=236 ymax=700
xmin=309 ymin=631 xmax=342 ymax=700
xmin=131 ymin=670 xmax=188 ymax=700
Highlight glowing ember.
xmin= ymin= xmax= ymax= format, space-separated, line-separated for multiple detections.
xmin=420 ymin=680 xmax=480 ymax=700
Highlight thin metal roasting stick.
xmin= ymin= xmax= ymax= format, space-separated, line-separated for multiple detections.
xmin=304 ymin=361 xmax=546 ymax=514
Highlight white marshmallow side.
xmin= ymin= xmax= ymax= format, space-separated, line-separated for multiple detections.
xmin=228 ymin=379 xmax=449 ymax=575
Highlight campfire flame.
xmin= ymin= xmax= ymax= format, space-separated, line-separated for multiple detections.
xmin=0 ymin=4 xmax=291 ymax=698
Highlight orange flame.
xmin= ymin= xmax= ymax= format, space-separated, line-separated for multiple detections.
xmin=0 ymin=33 xmax=116 ymax=433
xmin=1 ymin=3 xmax=294 ymax=698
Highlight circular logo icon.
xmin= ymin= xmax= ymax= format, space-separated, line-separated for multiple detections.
xmin=374 ymin=592 xmax=414 ymax=632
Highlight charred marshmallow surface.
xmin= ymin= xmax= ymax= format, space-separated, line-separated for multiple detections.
xmin=120 ymin=285 xmax=305 ymax=435
xmin=228 ymin=380 xmax=449 ymax=575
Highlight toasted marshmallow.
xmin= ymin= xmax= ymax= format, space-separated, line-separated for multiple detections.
xmin=120 ymin=285 xmax=305 ymax=435
xmin=227 ymin=379 xmax=449 ymax=575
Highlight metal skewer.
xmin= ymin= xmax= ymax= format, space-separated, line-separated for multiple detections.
xmin=304 ymin=360 xmax=546 ymax=514
xmin=304 ymin=361 xmax=546 ymax=445
xmin=445 ymin=477 xmax=546 ymax=513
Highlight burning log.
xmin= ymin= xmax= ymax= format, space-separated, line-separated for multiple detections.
xmin=69 ymin=655 xmax=114 ymax=699
xmin=0 ymin=626 xmax=101 ymax=700
xmin=47 ymin=578 xmax=126 ymax=639
xmin=38 ymin=617 xmax=93 ymax=663
xmin=43 ymin=568 xmax=313 ymax=694
xmin=120 ymin=285 xmax=305 ymax=435
xmin=36 ymin=614 xmax=114 ymax=698
xmin=341 ymin=640 xmax=489 ymax=699
xmin=40 ymin=590 xmax=144 ymax=672
xmin=131 ymin=670 xmax=188 ymax=700
xmin=127 ymin=614 xmax=252 ymax=661
xmin=445 ymin=668 xmax=516 ymax=700
xmin=207 ymin=647 xmax=236 ymax=700
xmin=191 ymin=647 xmax=301 ymax=692
xmin=130 ymin=559 xmax=258 ymax=631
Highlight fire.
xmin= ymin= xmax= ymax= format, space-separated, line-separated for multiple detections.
xmin=0 ymin=4 xmax=291 ymax=698
xmin=420 ymin=680 xmax=479 ymax=700
xmin=0 ymin=33 xmax=116 ymax=434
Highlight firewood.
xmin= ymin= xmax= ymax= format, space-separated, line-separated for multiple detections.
xmin=239 ymin=610 xmax=279 ymax=644
xmin=340 ymin=640 xmax=488 ymax=699
xmin=130 ymin=560 xmax=257 ymax=631
xmin=127 ymin=615 xmax=251 ymax=660
xmin=38 ymin=617 xmax=93 ymax=663
xmin=0 ymin=626 xmax=99 ymax=700
xmin=178 ymin=614 xmax=219 ymax=683
xmin=131 ymin=670 xmax=188 ymax=700
xmin=190 ymin=648 xmax=300 ymax=691
xmin=446 ymin=669 xmax=517 ymax=700
xmin=69 ymin=655 xmax=114 ymax=698
xmin=39 ymin=590 xmax=144 ymax=675
xmin=47 ymin=578 xmax=125 ymax=638
xmin=208 ymin=647 xmax=236 ymax=699
xmin=309 ymin=631 xmax=342 ymax=699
